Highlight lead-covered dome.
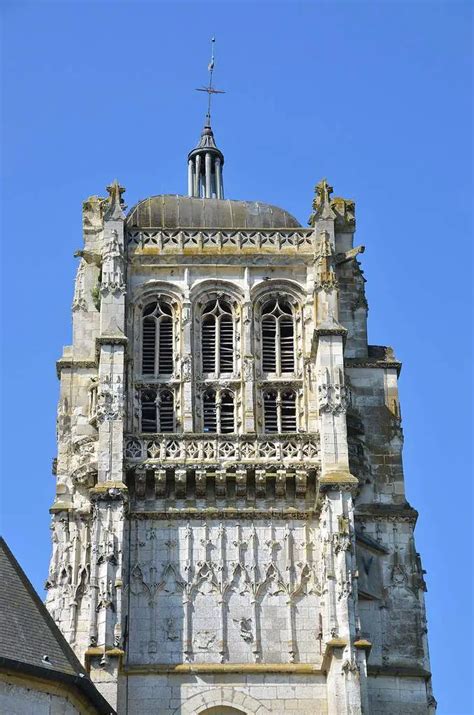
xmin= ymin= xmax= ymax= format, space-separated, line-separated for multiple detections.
xmin=126 ymin=195 xmax=301 ymax=229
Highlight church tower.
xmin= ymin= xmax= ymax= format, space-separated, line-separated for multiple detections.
xmin=46 ymin=62 xmax=435 ymax=715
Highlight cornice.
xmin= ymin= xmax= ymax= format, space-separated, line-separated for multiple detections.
xmin=123 ymin=662 xmax=323 ymax=675
xmin=56 ymin=358 xmax=97 ymax=379
xmin=355 ymin=503 xmax=418 ymax=524
xmin=129 ymin=509 xmax=318 ymax=520
xmin=345 ymin=357 xmax=402 ymax=376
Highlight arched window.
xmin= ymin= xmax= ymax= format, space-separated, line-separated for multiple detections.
xmin=141 ymin=388 xmax=175 ymax=433
xmin=261 ymin=298 xmax=295 ymax=375
xmin=203 ymin=388 xmax=235 ymax=434
xmin=202 ymin=299 xmax=234 ymax=375
xmin=142 ymin=300 xmax=173 ymax=376
xmin=263 ymin=388 xmax=297 ymax=433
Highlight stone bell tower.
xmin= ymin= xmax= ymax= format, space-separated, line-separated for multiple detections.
xmin=46 ymin=114 xmax=435 ymax=713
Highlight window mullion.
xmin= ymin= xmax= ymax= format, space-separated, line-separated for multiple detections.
xmin=216 ymin=390 xmax=222 ymax=434
xmin=276 ymin=317 xmax=282 ymax=377
xmin=276 ymin=390 xmax=282 ymax=433
xmin=215 ymin=315 xmax=220 ymax=378
xmin=155 ymin=317 xmax=160 ymax=377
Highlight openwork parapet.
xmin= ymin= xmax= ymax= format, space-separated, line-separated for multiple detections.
xmin=125 ymin=432 xmax=319 ymax=466
xmin=127 ymin=228 xmax=315 ymax=253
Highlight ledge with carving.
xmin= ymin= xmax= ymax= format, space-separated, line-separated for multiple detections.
xmin=127 ymin=228 xmax=315 ymax=254
xmin=345 ymin=345 xmax=402 ymax=376
xmin=355 ymin=503 xmax=418 ymax=524
xmin=124 ymin=432 xmax=320 ymax=465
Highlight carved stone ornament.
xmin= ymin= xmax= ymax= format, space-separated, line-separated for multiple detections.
xmin=242 ymin=356 xmax=254 ymax=381
xmin=331 ymin=196 xmax=356 ymax=229
xmin=234 ymin=616 xmax=253 ymax=643
xmin=101 ymin=229 xmax=125 ymax=294
xmin=194 ymin=630 xmax=216 ymax=651
xmin=96 ymin=383 xmax=124 ymax=424
xmin=72 ymin=259 xmax=87 ymax=311
xmin=318 ymin=382 xmax=350 ymax=415
xmin=181 ymin=355 xmax=192 ymax=382
xmin=104 ymin=179 xmax=126 ymax=221
xmin=309 ymin=179 xmax=336 ymax=225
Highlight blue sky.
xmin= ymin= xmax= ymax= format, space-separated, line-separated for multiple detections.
xmin=1 ymin=1 xmax=472 ymax=712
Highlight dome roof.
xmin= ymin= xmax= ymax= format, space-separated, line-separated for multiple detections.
xmin=126 ymin=195 xmax=301 ymax=229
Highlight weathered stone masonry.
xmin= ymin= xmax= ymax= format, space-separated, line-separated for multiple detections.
xmin=46 ymin=125 xmax=435 ymax=714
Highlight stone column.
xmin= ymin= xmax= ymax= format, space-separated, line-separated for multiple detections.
xmin=312 ymin=211 xmax=367 ymax=714
xmin=215 ymin=158 xmax=222 ymax=199
xmin=181 ymin=288 xmax=194 ymax=431
xmin=205 ymin=152 xmax=212 ymax=198
xmin=187 ymin=159 xmax=194 ymax=197
xmin=86 ymin=181 xmax=128 ymax=708
xmin=241 ymin=269 xmax=255 ymax=433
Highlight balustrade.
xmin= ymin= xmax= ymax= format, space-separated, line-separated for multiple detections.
xmin=125 ymin=432 xmax=319 ymax=466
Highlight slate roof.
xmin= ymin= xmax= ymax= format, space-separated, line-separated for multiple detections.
xmin=127 ymin=194 xmax=301 ymax=229
xmin=0 ymin=537 xmax=115 ymax=714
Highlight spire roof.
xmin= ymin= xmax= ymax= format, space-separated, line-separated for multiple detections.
xmin=188 ymin=123 xmax=224 ymax=162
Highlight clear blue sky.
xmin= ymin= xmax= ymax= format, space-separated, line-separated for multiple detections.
xmin=1 ymin=1 xmax=472 ymax=712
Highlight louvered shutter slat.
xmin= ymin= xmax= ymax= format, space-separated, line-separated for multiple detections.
xmin=264 ymin=392 xmax=278 ymax=433
xmin=202 ymin=319 xmax=216 ymax=372
xmin=220 ymin=393 xmax=235 ymax=434
xmin=158 ymin=319 xmax=173 ymax=375
xmin=219 ymin=317 xmax=234 ymax=372
xmin=142 ymin=319 xmax=156 ymax=374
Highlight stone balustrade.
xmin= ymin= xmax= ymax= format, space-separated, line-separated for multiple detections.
xmin=125 ymin=432 xmax=319 ymax=466
xmin=127 ymin=228 xmax=315 ymax=253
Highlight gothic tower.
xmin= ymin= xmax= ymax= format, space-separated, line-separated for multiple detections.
xmin=46 ymin=117 xmax=435 ymax=713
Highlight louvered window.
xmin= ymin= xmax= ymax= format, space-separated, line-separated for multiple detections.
xmin=203 ymin=389 xmax=217 ymax=433
xmin=281 ymin=389 xmax=297 ymax=431
xmin=141 ymin=389 xmax=158 ymax=433
xmin=158 ymin=389 xmax=175 ymax=432
xmin=263 ymin=390 xmax=278 ymax=433
xmin=201 ymin=299 xmax=234 ymax=375
xmin=263 ymin=388 xmax=297 ymax=433
xmin=261 ymin=298 xmax=295 ymax=375
xmin=220 ymin=391 xmax=235 ymax=434
xmin=203 ymin=388 xmax=235 ymax=434
xmin=142 ymin=301 xmax=173 ymax=376
xmin=141 ymin=388 xmax=175 ymax=433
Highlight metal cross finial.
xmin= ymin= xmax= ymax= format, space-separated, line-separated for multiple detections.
xmin=195 ymin=37 xmax=225 ymax=125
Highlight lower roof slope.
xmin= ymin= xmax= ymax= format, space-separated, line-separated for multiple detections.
xmin=0 ymin=537 xmax=115 ymax=714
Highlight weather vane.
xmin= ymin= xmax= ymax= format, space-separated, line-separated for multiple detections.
xmin=195 ymin=37 xmax=225 ymax=125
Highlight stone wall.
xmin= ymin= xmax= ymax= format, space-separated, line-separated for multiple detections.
xmin=0 ymin=675 xmax=91 ymax=715
xmin=126 ymin=519 xmax=321 ymax=667
xmin=118 ymin=673 xmax=328 ymax=714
